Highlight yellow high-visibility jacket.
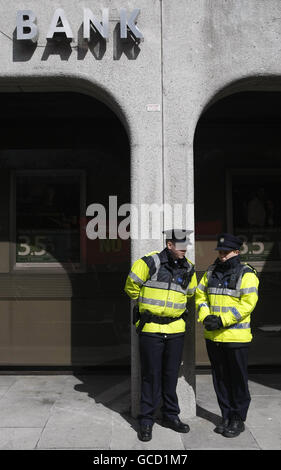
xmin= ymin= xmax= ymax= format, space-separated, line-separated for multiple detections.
xmin=125 ymin=248 xmax=197 ymax=334
xmin=196 ymin=259 xmax=259 ymax=343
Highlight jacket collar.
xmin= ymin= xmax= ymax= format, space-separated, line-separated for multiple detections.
xmin=214 ymin=254 xmax=241 ymax=272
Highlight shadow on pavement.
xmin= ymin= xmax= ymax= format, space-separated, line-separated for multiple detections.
xmin=249 ymin=370 xmax=281 ymax=391
xmin=196 ymin=404 xmax=221 ymax=427
xmin=73 ymin=373 xmax=139 ymax=433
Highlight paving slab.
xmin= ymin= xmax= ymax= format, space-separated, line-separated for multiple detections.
xmin=0 ymin=376 xmax=18 ymax=387
xmin=247 ymin=395 xmax=281 ymax=426
xmin=7 ymin=376 xmax=67 ymax=394
xmin=247 ymin=422 xmax=281 ymax=450
xmin=182 ymin=416 xmax=260 ymax=450
xmin=0 ymin=393 xmax=59 ymax=428
xmin=37 ymin=407 xmax=112 ymax=449
xmin=51 ymin=391 xmax=103 ymax=413
xmin=249 ymin=382 xmax=281 ymax=397
xmin=110 ymin=411 xmax=139 ymax=450
xmin=0 ymin=377 xmax=19 ymax=399
xmin=0 ymin=428 xmax=42 ymax=450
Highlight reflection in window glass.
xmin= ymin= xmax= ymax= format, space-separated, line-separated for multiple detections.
xmin=16 ymin=172 xmax=82 ymax=265
xmin=231 ymin=171 xmax=281 ymax=265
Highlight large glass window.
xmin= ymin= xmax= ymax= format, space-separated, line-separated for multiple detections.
xmin=194 ymin=91 xmax=281 ymax=367
xmin=227 ymin=169 xmax=281 ymax=271
xmin=0 ymin=91 xmax=130 ymax=367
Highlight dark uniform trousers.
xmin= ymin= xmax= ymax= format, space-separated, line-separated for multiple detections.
xmin=206 ymin=339 xmax=251 ymax=422
xmin=139 ymin=333 xmax=185 ymax=425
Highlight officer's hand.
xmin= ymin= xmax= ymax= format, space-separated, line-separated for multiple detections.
xmin=203 ymin=315 xmax=223 ymax=331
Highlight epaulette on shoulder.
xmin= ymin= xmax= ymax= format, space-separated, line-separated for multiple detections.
xmin=141 ymin=251 xmax=160 ymax=271
xmin=143 ymin=251 xmax=159 ymax=258
xmin=141 ymin=251 xmax=159 ymax=265
xmin=242 ymin=262 xmax=257 ymax=275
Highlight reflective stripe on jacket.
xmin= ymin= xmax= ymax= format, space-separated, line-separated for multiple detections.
xmin=196 ymin=262 xmax=259 ymax=342
xmin=125 ymin=249 xmax=197 ymax=333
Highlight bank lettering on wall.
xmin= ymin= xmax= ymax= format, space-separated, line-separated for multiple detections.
xmin=16 ymin=8 xmax=144 ymax=43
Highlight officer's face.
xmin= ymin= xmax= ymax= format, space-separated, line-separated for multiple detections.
xmin=218 ymin=249 xmax=239 ymax=262
xmin=167 ymin=241 xmax=186 ymax=259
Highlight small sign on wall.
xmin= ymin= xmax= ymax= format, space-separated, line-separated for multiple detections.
xmin=146 ymin=104 xmax=161 ymax=112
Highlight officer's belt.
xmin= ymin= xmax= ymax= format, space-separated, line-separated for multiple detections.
xmin=136 ymin=310 xmax=188 ymax=334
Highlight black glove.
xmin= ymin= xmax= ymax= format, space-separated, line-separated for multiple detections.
xmin=203 ymin=315 xmax=223 ymax=331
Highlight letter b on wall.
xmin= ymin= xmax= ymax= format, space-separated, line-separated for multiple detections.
xmin=16 ymin=10 xmax=38 ymax=42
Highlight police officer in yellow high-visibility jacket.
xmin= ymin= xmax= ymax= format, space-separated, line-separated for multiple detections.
xmin=125 ymin=229 xmax=197 ymax=442
xmin=196 ymin=233 xmax=259 ymax=438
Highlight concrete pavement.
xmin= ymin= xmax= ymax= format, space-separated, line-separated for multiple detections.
xmin=0 ymin=371 xmax=279 ymax=450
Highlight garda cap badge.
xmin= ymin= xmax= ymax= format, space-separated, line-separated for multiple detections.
xmin=220 ymin=237 xmax=224 ymax=243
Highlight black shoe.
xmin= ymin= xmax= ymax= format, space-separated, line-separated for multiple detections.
xmin=138 ymin=424 xmax=153 ymax=442
xmin=162 ymin=416 xmax=190 ymax=433
xmin=214 ymin=418 xmax=229 ymax=434
xmin=223 ymin=415 xmax=245 ymax=438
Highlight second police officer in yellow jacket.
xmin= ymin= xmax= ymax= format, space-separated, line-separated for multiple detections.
xmin=125 ymin=229 xmax=197 ymax=442
xmin=196 ymin=233 xmax=259 ymax=438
